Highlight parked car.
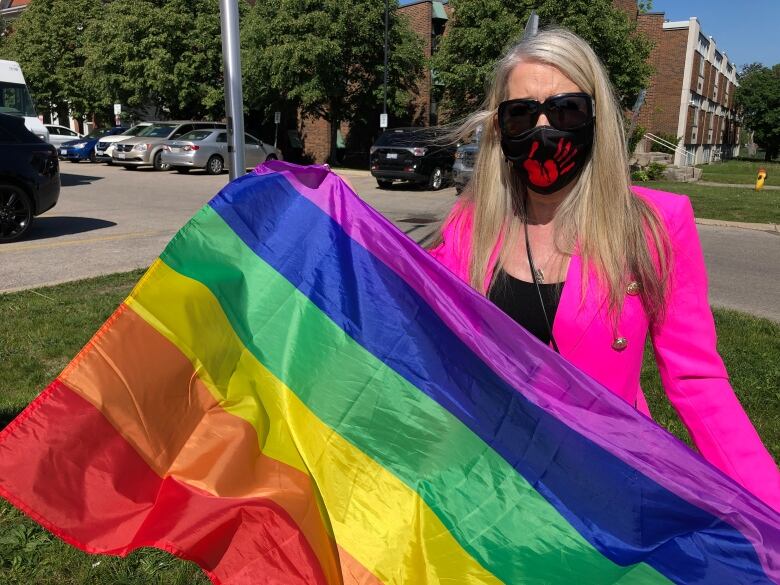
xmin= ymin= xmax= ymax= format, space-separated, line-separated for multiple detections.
xmin=369 ymin=127 xmax=456 ymax=190
xmin=59 ymin=126 xmax=128 ymax=163
xmin=95 ymin=122 xmax=153 ymax=163
xmin=45 ymin=124 xmax=82 ymax=148
xmin=452 ymin=126 xmax=482 ymax=195
xmin=161 ymin=129 xmax=282 ymax=175
xmin=0 ymin=113 xmax=60 ymax=242
xmin=112 ymin=121 xmax=225 ymax=171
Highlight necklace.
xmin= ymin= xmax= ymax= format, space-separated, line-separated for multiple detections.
xmin=524 ymin=226 xmax=556 ymax=284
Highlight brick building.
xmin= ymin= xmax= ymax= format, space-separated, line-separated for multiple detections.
xmin=620 ymin=4 xmax=740 ymax=166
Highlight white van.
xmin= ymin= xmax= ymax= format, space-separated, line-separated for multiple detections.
xmin=0 ymin=59 xmax=49 ymax=142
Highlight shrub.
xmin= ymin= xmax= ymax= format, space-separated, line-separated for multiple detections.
xmin=646 ymin=162 xmax=667 ymax=180
xmin=627 ymin=124 xmax=646 ymax=155
xmin=631 ymin=170 xmax=650 ymax=182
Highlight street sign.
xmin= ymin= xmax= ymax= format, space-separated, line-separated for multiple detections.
xmin=113 ymin=103 xmax=122 ymax=115
xmin=380 ymin=113 xmax=388 ymax=129
xmin=274 ymin=111 xmax=281 ymax=124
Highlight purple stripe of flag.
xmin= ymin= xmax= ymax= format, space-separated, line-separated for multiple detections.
xmin=254 ymin=160 xmax=780 ymax=579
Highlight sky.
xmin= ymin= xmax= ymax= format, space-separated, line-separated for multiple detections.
xmin=649 ymin=0 xmax=778 ymax=69
xmin=399 ymin=0 xmax=779 ymax=70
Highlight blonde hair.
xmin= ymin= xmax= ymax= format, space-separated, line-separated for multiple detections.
xmin=448 ymin=27 xmax=670 ymax=324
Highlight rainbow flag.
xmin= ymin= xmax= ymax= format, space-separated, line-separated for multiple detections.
xmin=0 ymin=162 xmax=778 ymax=584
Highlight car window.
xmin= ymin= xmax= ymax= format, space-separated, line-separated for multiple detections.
xmin=85 ymin=128 xmax=111 ymax=139
xmin=245 ymin=134 xmax=259 ymax=145
xmin=374 ymin=128 xmax=438 ymax=147
xmin=138 ymin=124 xmax=177 ymax=138
xmin=171 ymin=124 xmax=194 ymax=138
xmin=124 ymin=124 xmax=150 ymax=136
xmin=46 ymin=126 xmax=60 ymax=135
xmin=179 ymin=130 xmax=213 ymax=142
xmin=216 ymin=132 xmax=227 ymax=143
xmin=65 ymin=128 xmax=78 ymax=137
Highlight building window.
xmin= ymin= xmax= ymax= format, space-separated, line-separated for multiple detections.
xmin=697 ymin=33 xmax=710 ymax=56
xmin=714 ymin=51 xmax=723 ymax=69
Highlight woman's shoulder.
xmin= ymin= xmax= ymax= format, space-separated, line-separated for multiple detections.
xmin=630 ymin=185 xmax=694 ymax=233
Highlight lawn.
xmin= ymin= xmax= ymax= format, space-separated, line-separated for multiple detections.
xmin=697 ymin=159 xmax=780 ymax=185
xmin=634 ymin=180 xmax=780 ymax=224
xmin=1 ymin=270 xmax=778 ymax=582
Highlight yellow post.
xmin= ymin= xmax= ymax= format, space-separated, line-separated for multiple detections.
xmin=756 ymin=168 xmax=767 ymax=191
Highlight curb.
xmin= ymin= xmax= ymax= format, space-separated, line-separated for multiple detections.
xmin=695 ymin=218 xmax=779 ymax=233
xmin=696 ymin=180 xmax=780 ymax=190
xmin=331 ymin=168 xmax=372 ymax=178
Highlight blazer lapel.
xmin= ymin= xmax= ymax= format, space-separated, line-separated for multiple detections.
xmin=553 ymin=253 xmax=606 ymax=355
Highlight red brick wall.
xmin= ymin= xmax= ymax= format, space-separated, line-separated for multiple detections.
xmin=636 ymin=13 xmax=688 ymax=138
xmin=398 ymin=1 xmax=433 ymax=125
xmin=612 ymin=0 xmax=638 ymax=20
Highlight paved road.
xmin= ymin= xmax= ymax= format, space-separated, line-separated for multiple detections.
xmin=1 ymin=163 xmax=778 ymax=321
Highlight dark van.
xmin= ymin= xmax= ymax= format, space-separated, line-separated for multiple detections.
xmin=369 ymin=127 xmax=455 ymax=190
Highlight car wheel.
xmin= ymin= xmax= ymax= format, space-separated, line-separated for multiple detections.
xmin=152 ymin=151 xmax=170 ymax=171
xmin=0 ymin=185 xmax=34 ymax=243
xmin=455 ymin=185 xmax=464 ymax=196
xmin=206 ymin=155 xmax=224 ymax=175
xmin=265 ymin=154 xmax=277 ymax=162
xmin=174 ymin=167 xmax=190 ymax=174
xmin=89 ymin=150 xmax=96 ymax=163
xmin=427 ymin=166 xmax=444 ymax=191
xmin=377 ymin=179 xmax=393 ymax=189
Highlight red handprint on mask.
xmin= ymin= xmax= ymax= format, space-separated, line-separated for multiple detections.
xmin=522 ymin=138 xmax=579 ymax=188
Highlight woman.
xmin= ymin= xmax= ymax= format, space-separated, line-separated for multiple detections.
xmin=430 ymin=28 xmax=780 ymax=510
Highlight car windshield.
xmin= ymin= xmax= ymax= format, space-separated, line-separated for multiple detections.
xmin=85 ymin=127 xmax=112 ymax=139
xmin=123 ymin=124 xmax=151 ymax=136
xmin=137 ymin=124 xmax=177 ymax=138
xmin=0 ymin=82 xmax=37 ymax=117
xmin=374 ymin=128 xmax=439 ymax=147
xmin=178 ymin=130 xmax=213 ymax=142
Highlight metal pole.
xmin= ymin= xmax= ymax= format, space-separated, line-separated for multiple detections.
xmin=219 ymin=0 xmax=245 ymax=181
xmin=383 ymin=0 xmax=388 ymax=117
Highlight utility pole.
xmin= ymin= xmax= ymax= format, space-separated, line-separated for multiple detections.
xmin=219 ymin=0 xmax=246 ymax=181
xmin=381 ymin=0 xmax=389 ymax=131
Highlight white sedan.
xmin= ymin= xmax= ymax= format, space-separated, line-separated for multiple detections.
xmin=45 ymin=124 xmax=82 ymax=147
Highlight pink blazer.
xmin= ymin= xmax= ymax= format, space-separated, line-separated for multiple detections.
xmin=430 ymin=185 xmax=780 ymax=510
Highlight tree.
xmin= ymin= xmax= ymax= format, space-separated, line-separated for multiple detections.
xmin=1 ymin=0 xmax=107 ymax=122
xmin=81 ymin=0 xmax=229 ymax=121
xmin=736 ymin=63 xmax=780 ymax=161
xmin=430 ymin=0 xmax=653 ymax=121
xmin=241 ymin=0 xmax=425 ymax=163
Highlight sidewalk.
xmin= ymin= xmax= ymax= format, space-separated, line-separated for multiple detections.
xmin=695 ymin=217 xmax=779 ymax=233
xmin=697 ymin=180 xmax=780 ymax=190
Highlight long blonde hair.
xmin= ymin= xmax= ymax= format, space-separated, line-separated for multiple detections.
xmin=449 ymin=27 xmax=670 ymax=324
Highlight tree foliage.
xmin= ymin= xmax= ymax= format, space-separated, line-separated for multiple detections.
xmin=241 ymin=0 xmax=425 ymax=161
xmin=2 ymin=0 xmax=227 ymax=122
xmin=736 ymin=62 xmax=780 ymax=161
xmin=430 ymin=0 xmax=653 ymax=121
xmin=1 ymin=0 xmax=105 ymax=119
xmin=82 ymin=0 xmax=227 ymax=120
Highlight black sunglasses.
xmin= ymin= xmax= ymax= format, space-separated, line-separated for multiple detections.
xmin=498 ymin=92 xmax=594 ymax=137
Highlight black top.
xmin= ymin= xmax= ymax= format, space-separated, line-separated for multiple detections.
xmin=488 ymin=270 xmax=563 ymax=344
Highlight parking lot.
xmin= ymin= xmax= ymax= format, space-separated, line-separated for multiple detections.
xmin=0 ymin=162 xmax=458 ymax=292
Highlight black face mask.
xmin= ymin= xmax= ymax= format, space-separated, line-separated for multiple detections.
xmin=500 ymin=123 xmax=594 ymax=195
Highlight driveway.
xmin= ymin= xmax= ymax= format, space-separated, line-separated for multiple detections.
xmin=0 ymin=164 xmax=457 ymax=292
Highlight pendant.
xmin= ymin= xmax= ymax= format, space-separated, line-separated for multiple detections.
xmin=533 ymin=267 xmax=545 ymax=284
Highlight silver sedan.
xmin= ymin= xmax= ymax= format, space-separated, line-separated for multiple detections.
xmin=160 ymin=129 xmax=282 ymax=174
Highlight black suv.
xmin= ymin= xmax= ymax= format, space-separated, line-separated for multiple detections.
xmin=370 ymin=127 xmax=455 ymax=190
xmin=0 ymin=113 xmax=60 ymax=242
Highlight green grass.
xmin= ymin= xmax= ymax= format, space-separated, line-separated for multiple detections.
xmin=634 ymin=180 xmax=780 ymax=224
xmin=0 ymin=270 xmax=778 ymax=581
xmin=698 ymin=159 xmax=780 ymax=185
